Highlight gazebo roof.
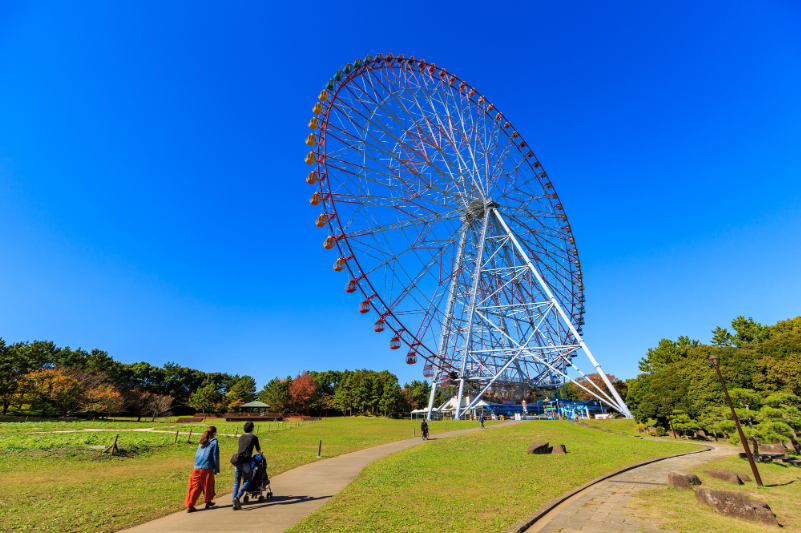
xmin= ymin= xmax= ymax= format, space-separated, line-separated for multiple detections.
xmin=240 ymin=400 xmax=271 ymax=408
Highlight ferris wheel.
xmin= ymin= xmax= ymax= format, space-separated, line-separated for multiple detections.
xmin=304 ymin=53 xmax=631 ymax=419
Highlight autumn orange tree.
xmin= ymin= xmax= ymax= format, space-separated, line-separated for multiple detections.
xmin=565 ymin=373 xmax=627 ymax=405
xmin=289 ymin=371 xmax=316 ymax=413
xmin=20 ymin=368 xmax=85 ymax=417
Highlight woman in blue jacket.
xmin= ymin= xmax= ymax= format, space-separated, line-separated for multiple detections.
xmin=184 ymin=426 xmax=220 ymax=512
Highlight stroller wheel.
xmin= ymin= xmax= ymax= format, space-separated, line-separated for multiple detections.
xmin=258 ymin=495 xmax=264 ymax=503
xmin=243 ymin=495 xmax=249 ymax=503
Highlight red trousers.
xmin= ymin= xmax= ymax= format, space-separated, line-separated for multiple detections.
xmin=184 ymin=468 xmax=216 ymax=507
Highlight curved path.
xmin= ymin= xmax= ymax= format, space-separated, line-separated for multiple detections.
xmin=522 ymin=443 xmax=739 ymax=533
xmin=123 ymin=420 xmax=521 ymax=533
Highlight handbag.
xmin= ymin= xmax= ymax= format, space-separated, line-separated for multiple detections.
xmin=230 ymin=452 xmax=243 ymax=467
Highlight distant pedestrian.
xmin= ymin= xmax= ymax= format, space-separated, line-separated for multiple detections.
xmin=185 ymin=426 xmax=220 ymax=513
xmin=232 ymin=421 xmax=262 ymax=510
xmin=479 ymin=414 xmax=485 ymax=429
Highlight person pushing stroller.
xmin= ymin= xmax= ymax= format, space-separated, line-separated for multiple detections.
xmin=420 ymin=419 xmax=429 ymax=440
xmin=232 ymin=421 xmax=262 ymax=510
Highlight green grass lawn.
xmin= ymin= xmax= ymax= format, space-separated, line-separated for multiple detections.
xmin=629 ymin=455 xmax=801 ymax=532
xmin=578 ymin=417 xmax=640 ymax=435
xmin=288 ymin=420 xmax=702 ymax=533
xmin=0 ymin=417 xmax=495 ymax=533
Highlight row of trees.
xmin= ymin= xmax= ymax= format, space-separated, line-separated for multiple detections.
xmin=625 ymin=316 xmax=801 ymax=451
xmin=0 ymin=337 xmax=449 ymax=419
xmin=257 ymin=369 xmax=448 ymax=418
xmin=0 ymin=338 xmax=258 ymax=418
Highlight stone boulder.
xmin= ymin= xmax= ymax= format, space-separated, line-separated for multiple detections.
xmin=738 ymin=473 xmax=751 ymax=482
xmin=551 ymin=444 xmax=567 ymax=454
xmin=705 ymin=470 xmax=744 ymax=485
xmin=526 ymin=441 xmax=550 ymax=454
xmin=695 ymin=488 xmax=779 ymax=526
xmin=759 ymin=443 xmax=786 ymax=454
xmin=667 ymin=471 xmax=702 ymax=491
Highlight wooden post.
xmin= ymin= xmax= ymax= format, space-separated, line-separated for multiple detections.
xmin=234 ymin=427 xmax=238 ymax=437
xmin=174 ymin=430 xmax=179 ymax=444
xmin=317 ymin=440 xmax=322 ymax=458
xmin=413 ymin=428 xmax=415 ymax=437
xmin=105 ymin=434 xmax=119 ymax=455
xmin=187 ymin=429 xmax=192 ymax=443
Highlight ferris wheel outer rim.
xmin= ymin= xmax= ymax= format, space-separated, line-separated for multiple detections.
xmin=312 ymin=54 xmax=584 ymax=370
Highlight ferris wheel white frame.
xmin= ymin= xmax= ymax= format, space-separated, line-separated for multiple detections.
xmin=305 ymin=53 xmax=632 ymax=420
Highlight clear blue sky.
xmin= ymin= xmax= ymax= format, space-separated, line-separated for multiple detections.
xmin=1 ymin=1 xmax=799 ymax=390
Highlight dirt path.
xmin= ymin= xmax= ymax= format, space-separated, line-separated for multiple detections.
xmin=121 ymin=420 xmax=521 ymax=533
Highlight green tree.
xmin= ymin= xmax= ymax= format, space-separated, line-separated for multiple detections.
xmin=671 ymin=409 xmax=700 ymax=437
xmin=769 ymin=317 xmax=801 ymax=337
xmin=259 ymin=377 xmax=292 ymax=414
xmin=225 ymin=375 xmax=257 ymax=411
xmin=729 ymin=316 xmax=771 ymax=346
xmin=310 ymin=370 xmax=343 ymax=416
xmin=405 ymin=380 xmax=432 ymax=409
xmin=189 ymin=383 xmax=224 ymax=414
xmin=759 ymin=393 xmax=801 ymax=454
xmin=711 ymin=326 xmax=733 ymax=347
xmin=698 ymin=406 xmax=730 ymax=441
xmin=0 ymin=340 xmax=65 ymax=415
xmin=638 ymin=336 xmax=700 ymax=374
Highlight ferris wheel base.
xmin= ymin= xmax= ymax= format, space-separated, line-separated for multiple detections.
xmin=426 ymin=208 xmax=632 ymax=421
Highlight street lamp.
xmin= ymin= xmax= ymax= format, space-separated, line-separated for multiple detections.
xmin=709 ymin=354 xmax=763 ymax=487
xmin=662 ymin=397 xmax=677 ymax=439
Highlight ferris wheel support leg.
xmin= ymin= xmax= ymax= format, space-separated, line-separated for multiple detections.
xmin=491 ymin=209 xmax=633 ymax=418
xmin=455 ymin=210 xmax=491 ymax=420
xmin=425 ymin=372 xmax=440 ymax=421
xmin=428 ymin=224 xmax=469 ymax=422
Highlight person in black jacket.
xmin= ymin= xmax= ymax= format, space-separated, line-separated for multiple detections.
xmin=232 ymin=421 xmax=262 ymax=510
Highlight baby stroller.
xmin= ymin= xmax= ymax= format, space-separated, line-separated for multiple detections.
xmin=242 ymin=453 xmax=273 ymax=503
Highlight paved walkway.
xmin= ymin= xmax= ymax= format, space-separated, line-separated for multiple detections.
xmin=528 ymin=443 xmax=739 ymax=533
xmin=123 ymin=421 xmax=520 ymax=533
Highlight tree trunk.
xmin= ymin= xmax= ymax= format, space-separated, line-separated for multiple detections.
xmin=788 ymin=427 xmax=801 ymax=455
xmin=2 ymin=399 xmax=8 ymax=416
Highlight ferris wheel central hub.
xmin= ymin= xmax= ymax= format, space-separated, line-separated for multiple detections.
xmin=461 ymin=199 xmax=499 ymax=224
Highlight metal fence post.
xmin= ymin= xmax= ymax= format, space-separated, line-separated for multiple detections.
xmin=317 ymin=440 xmax=322 ymax=458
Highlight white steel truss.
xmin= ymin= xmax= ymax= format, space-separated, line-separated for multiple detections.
xmin=426 ymin=206 xmax=631 ymax=419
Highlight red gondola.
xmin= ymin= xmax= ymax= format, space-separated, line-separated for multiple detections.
xmin=406 ymin=352 xmax=417 ymax=365
xmin=423 ymin=364 xmax=434 ymax=377
xmin=345 ymin=280 xmax=357 ymax=293
xmin=373 ymin=319 xmax=385 ymax=332
xmin=359 ymin=300 xmax=371 ymax=313
xmin=389 ymin=336 xmax=401 ymax=350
